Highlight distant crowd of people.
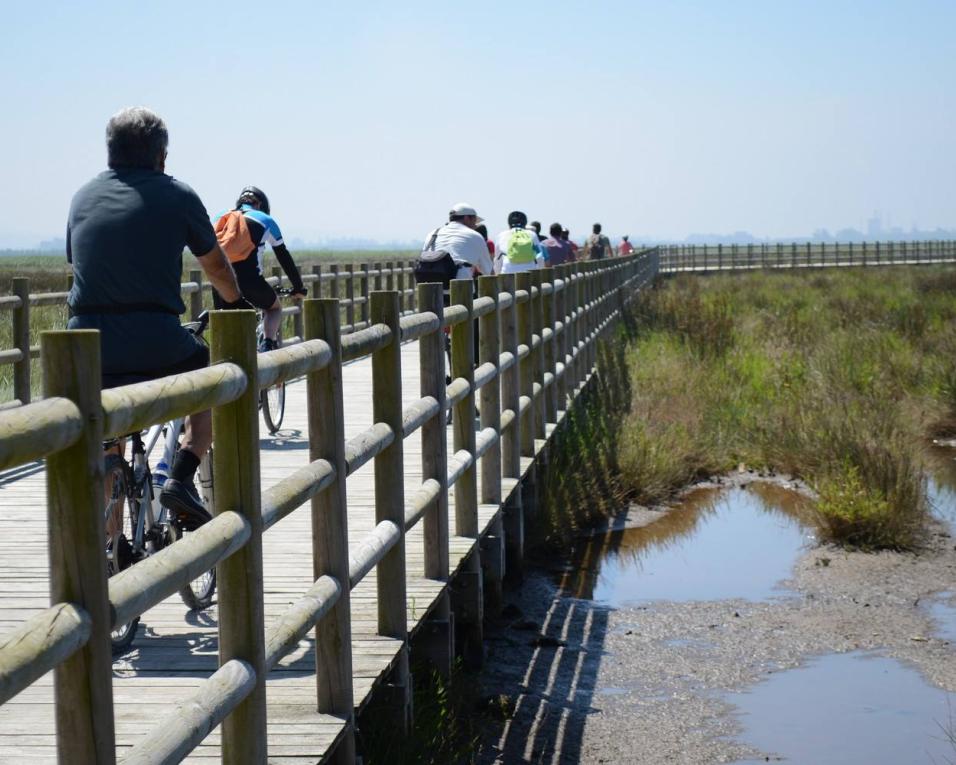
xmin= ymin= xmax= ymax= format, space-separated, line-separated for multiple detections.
xmin=417 ymin=203 xmax=636 ymax=286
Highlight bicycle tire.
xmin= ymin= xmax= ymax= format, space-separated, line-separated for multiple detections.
xmin=104 ymin=454 xmax=140 ymax=654
xmin=167 ymin=521 xmax=217 ymax=610
xmin=260 ymin=382 xmax=286 ymax=434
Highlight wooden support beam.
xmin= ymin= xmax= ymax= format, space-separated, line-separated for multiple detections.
xmin=370 ymin=290 xmax=409 ymax=730
xmin=42 ymin=329 xmax=115 ymax=765
xmin=304 ymin=298 xmax=356 ymax=764
xmin=210 ymin=309 xmax=268 ymax=764
xmin=12 ymin=278 xmax=30 ymax=405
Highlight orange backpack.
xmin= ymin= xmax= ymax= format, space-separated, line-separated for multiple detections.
xmin=214 ymin=210 xmax=255 ymax=263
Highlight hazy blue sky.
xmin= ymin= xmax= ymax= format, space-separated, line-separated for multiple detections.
xmin=2 ymin=0 xmax=954 ymax=247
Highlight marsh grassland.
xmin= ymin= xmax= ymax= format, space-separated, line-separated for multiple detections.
xmin=616 ymin=266 xmax=956 ymax=549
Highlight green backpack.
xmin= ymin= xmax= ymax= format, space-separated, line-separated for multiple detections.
xmin=508 ymin=228 xmax=536 ymax=264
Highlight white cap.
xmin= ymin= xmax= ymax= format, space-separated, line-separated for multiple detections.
xmin=449 ymin=202 xmax=483 ymax=223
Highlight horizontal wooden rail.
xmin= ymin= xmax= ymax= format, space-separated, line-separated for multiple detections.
xmin=401 ymin=396 xmax=441 ymax=439
xmin=119 ymin=660 xmax=256 ymax=765
xmin=0 ymin=603 xmax=91 ymax=705
xmin=109 ymin=512 xmax=250 ymax=629
xmin=0 ymin=397 xmax=82 ymax=471
xmin=261 ymin=459 xmax=336 ymax=531
xmin=101 ymin=364 xmax=247 ymax=440
xmin=256 ymin=338 xmax=332 ymax=390
xmin=344 ymin=422 xmax=394 ymax=476
xmin=264 ymin=575 xmax=341 ymax=671
xmin=341 ymin=323 xmax=392 ymax=363
xmin=348 ymin=520 xmax=401 ymax=589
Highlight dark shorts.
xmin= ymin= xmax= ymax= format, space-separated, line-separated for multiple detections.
xmin=101 ymin=341 xmax=209 ymax=390
xmin=67 ymin=312 xmax=210 ymax=389
xmin=214 ymin=268 xmax=276 ymax=311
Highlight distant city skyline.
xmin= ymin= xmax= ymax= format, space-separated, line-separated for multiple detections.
xmin=1 ymin=2 xmax=953 ymax=252
xmin=10 ymin=211 xmax=954 ymax=255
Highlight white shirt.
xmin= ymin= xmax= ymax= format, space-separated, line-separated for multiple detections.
xmin=421 ymin=221 xmax=493 ymax=279
xmin=495 ymin=228 xmax=546 ymax=274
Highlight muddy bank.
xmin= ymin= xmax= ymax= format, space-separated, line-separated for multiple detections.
xmin=475 ymin=476 xmax=956 ymax=764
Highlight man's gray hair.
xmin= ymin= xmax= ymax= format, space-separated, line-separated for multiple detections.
xmin=106 ymin=107 xmax=168 ymax=170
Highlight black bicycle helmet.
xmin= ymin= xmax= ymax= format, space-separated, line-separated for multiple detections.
xmin=237 ymin=185 xmax=270 ymax=215
xmin=507 ymin=210 xmax=528 ymax=228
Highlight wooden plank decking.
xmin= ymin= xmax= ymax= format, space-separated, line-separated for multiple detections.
xmin=0 ymin=338 xmax=506 ymax=763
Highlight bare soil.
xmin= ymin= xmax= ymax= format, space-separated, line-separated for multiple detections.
xmin=475 ymin=475 xmax=956 ymax=764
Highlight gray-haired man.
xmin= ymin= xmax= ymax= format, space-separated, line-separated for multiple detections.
xmin=67 ymin=106 xmax=241 ymax=520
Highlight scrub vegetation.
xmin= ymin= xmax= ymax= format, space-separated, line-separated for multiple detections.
xmin=618 ymin=266 xmax=956 ymax=550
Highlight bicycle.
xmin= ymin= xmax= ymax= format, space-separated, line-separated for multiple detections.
xmin=104 ymin=313 xmax=216 ymax=654
xmin=257 ymin=287 xmax=297 ymax=434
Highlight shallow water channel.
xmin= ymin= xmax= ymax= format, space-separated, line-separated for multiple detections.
xmin=567 ymin=481 xmax=956 ymax=763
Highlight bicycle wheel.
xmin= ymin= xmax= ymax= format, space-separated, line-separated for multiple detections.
xmin=103 ymin=454 xmax=140 ymax=654
xmin=168 ymin=520 xmax=217 ymax=610
xmin=260 ymin=382 xmax=286 ymax=434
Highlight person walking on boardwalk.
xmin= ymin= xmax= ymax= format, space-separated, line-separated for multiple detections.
xmin=66 ymin=106 xmax=242 ymax=520
xmin=618 ymin=235 xmax=634 ymax=256
xmin=211 ymin=186 xmax=308 ymax=351
xmin=541 ymin=222 xmax=575 ymax=266
xmin=562 ymin=227 xmax=580 ymax=259
xmin=494 ymin=210 xmax=547 ymax=274
xmin=585 ymin=222 xmax=612 ymax=260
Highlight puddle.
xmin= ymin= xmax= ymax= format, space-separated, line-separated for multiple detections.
xmin=924 ymin=446 xmax=956 ymax=535
xmin=729 ymin=652 xmax=956 ymax=765
xmin=927 ymin=592 xmax=956 ymax=644
xmin=565 ymin=484 xmax=813 ymax=606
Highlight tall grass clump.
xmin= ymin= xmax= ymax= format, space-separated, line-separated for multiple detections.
xmin=617 ymin=267 xmax=956 ymax=550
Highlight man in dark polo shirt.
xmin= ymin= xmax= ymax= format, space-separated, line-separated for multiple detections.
xmin=67 ymin=106 xmax=241 ymax=520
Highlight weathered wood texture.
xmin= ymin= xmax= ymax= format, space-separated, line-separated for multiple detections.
xmin=0 ymin=254 xmax=655 ymax=764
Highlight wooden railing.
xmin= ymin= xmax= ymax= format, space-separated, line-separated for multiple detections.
xmin=0 ymin=260 xmax=418 ymax=408
xmin=658 ymin=239 xmax=956 ymax=273
xmin=0 ymin=249 xmax=659 ymax=764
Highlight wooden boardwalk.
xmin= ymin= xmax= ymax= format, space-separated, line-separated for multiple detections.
xmin=0 ymin=338 xmax=505 ymax=763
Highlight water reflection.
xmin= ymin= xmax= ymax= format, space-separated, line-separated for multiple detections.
xmin=926 ymin=445 xmax=956 ymax=534
xmin=566 ymin=484 xmax=814 ymax=606
xmin=729 ymin=652 xmax=956 ymax=765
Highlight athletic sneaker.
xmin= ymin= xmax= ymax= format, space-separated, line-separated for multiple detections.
xmin=258 ymin=337 xmax=277 ymax=353
xmin=160 ymin=478 xmax=208 ymax=528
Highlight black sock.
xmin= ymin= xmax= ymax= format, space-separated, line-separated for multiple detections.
xmin=170 ymin=449 xmax=201 ymax=483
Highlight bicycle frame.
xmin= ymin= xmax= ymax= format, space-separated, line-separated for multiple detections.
xmin=125 ymin=416 xmax=184 ymax=558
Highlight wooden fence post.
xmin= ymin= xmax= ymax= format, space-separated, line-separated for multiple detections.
xmin=370 ymin=290 xmax=410 ymax=725
xmin=210 ymin=309 xmax=267 ymax=764
xmin=542 ymin=268 xmax=558 ymax=425
xmin=311 ymin=264 xmax=323 ymax=299
xmin=304 ymin=299 xmax=355 ymax=762
xmin=345 ymin=264 xmax=356 ymax=331
xmin=12 ymin=277 xmax=30 ymax=405
xmin=190 ymin=269 xmax=204 ymax=320
xmin=418 ymin=283 xmax=449 ymax=582
xmin=556 ymin=265 xmax=569 ymax=409
xmin=498 ymin=274 xmax=523 ymax=582
xmin=515 ymin=273 xmax=535 ymax=458
xmin=477 ymin=275 xmax=503 ymax=609
xmin=416 ymin=282 xmax=452 ymax=678
xmin=360 ymin=264 xmax=371 ymax=329
xmin=42 ymin=330 xmax=115 ymax=764
xmin=449 ymin=278 xmax=483 ymax=664
xmin=385 ymin=261 xmax=395 ymax=292
xmin=533 ymin=270 xmax=548 ymax=440
xmin=396 ymin=260 xmax=406 ymax=314
xmin=450 ymin=280 xmax=478 ymax=537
